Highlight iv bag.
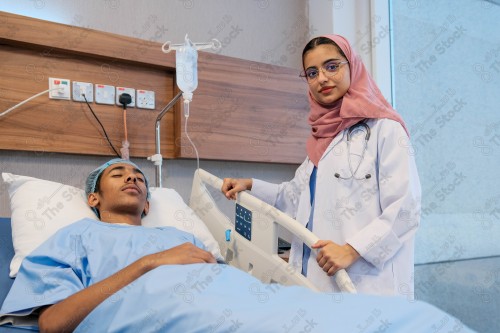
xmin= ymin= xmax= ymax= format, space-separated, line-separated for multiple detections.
xmin=176 ymin=34 xmax=198 ymax=102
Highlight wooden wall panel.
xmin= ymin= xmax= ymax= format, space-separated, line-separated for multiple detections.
xmin=0 ymin=11 xmax=310 ymax=164
xmin=179 ymin=53 xmax=310 ymax=163
xmin=0 ymin=44 xmax=175 ymax=158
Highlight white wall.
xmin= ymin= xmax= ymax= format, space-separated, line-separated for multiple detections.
xmin=0 ymin=0 xmax=309 ymax=68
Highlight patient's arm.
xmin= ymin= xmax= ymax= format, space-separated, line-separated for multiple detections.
xmin=38 ymin=242 xmax=215 ymax=333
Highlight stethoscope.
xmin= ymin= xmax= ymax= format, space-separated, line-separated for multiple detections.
xmin=334 ymin=122 xmax=372 ymax=180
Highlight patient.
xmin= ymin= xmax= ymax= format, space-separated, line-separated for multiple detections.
xmin=1 ymin=159 xmax=217 ymax=332
xmin=0 ymin=159 xmax=475 ymax=332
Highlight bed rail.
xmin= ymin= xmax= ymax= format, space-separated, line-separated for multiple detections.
xmin=189 ymin=168 xmax=356 ymax=293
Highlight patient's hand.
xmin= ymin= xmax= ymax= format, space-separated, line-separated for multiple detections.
xmin=39 ymin=243 xmax=215 ymax=332
xmin=312 ymin=240 xmax=360 ymax=276
xmin=142 ymin=243 xmax=216 ymax=270
xmin=221 ymin=178 xmax=252 ymax=200
xmin=39 ymin=243 xmax=215 ymax=333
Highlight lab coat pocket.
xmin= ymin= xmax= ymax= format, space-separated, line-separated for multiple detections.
xmin=348 ymin=272 xmax=395 ymax=296
xmin=347 ymin=257 xmax=378 ymax=276
xmin=347 ymin=263 xmax=395 ymax=296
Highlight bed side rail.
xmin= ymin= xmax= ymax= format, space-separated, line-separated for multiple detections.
xmin=190 ymin=168 xmax=356 ymax=293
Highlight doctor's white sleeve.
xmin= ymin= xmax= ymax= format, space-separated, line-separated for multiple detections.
xmin=345 ymin=121 xmax=421 ymax=271
xmin=250 ymin=159 xmax=309 ymax=219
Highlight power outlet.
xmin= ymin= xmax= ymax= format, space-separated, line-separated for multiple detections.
xmin=72 ymin=81 xmax=94 ymax=102
xmin=95 ymin=84 xmax=115 ymax=105
xmin=116 ymin=87 xmax=135 ymax=108
xmin=48 ymin=78 xmax=71 ymax=100
xmin=136 ymin=90 xmax=155 ymax=109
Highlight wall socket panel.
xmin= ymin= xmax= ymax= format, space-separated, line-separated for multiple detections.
xmin=48 ymin=78 xmax=71 ymax=100
xmin=136 ymin=89 xmax=155 ymax=109
xmin=49 ymin=79 xmax=155 ymax=110
xmin=72 ymin=81 xmax=93 ymax=102
xmin=116 ymin=87 xmax=135 ymax=108
xmin=95 ymin=84 xmax=115 ymax=105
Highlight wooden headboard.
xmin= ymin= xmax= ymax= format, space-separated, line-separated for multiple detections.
xmin=0 ymin=11 xmax=309 ymax=164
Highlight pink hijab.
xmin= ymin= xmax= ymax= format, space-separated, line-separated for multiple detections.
xmin=306 ymin=34 xmax=408 ymax=166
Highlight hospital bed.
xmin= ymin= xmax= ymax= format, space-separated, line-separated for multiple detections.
xmin=0 ymin=172 xmax=478 ymax=332
xmin=0 ymin=178 xmax=480 ymax=333
xmin=0 ymin=218 xmax=22 ymax=332
xmin=0 ymin=167 xmax=357 ymax=332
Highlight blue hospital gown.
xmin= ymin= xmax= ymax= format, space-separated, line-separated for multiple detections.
xmin=0 ymin=218 xmax=475 ymax=332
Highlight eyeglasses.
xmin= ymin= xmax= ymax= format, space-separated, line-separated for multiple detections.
xmin=300 ymin=61 xmax=349 ymax=83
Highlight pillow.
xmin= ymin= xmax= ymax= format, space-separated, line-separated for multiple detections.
xmin=2 ymin=173 xmax=97 ymax=278
xmin=2 ymin=173 xmax=222 ymax=278
xmin=142 ymin=187 xmax=223 ymax=261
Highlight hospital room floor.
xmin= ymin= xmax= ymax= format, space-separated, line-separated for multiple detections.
xmin=415 ymin=256 xmax=500 ymax=333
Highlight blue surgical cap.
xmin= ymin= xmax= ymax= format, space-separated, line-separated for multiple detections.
xmin=85 ymin=158 xmax=151 ymax=217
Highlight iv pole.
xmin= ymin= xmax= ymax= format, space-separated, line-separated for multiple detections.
xmin=148 ymin=91 xmax=183 ymax=187
xmin=151 ymin=37 xmax=220 ymax=187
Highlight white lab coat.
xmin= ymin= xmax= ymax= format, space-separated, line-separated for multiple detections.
xmin=251 ymin=118 xmax=421 ymax=297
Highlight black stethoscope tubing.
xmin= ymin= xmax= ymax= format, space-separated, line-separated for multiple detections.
xmin=334 ymin=122 xmax=372 ymax=180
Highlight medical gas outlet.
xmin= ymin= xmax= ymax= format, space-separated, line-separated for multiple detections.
xmin=48 ymin=78 xmax=156 ymax=110
xmin=48 ymin=78 xmax=71 ymax=100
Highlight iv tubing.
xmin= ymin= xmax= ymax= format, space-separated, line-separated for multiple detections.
xmin=183 ymin=99 xmax=200 ymax=170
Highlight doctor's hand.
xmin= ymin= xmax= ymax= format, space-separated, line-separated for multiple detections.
xmin=221 ymin=178 xmax=252 ymax=200
xmin=312 ymin=240 xmax=360 ymax=276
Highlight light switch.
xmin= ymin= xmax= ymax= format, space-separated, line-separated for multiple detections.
xmin=95 ymin=84 xmax=115 ymax=105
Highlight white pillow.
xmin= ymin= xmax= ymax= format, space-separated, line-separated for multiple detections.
xmin=2 ymin=173 xmax=222 ymax=277
xmin=142 ymin=187 xmax=222 ymax=261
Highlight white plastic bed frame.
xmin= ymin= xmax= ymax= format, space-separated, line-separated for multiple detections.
xmin=189 ymin=168 xmax=356 ymax=293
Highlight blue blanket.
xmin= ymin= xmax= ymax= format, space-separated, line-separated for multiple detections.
xmin=77 ymin=264 xmax=474 ymax=332
xmin=0 ymin=219 xmax=474 ymax=332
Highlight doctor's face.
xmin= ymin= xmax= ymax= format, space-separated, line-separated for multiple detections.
xmin=303 ymin=44 xmax=351 ymax=106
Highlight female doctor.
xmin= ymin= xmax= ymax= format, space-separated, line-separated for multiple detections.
xmin=221 ymin=34 xmax=421 ymax=297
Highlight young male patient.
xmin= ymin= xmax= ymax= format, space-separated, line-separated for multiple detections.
xmin=0 ymin=159 xmax=475 ymax=333
xmin=1 ymin=159 xmax=216 ymax=332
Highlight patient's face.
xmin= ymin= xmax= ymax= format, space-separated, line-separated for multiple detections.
xmin=89 ymin=163 xmax=149 ymax=220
